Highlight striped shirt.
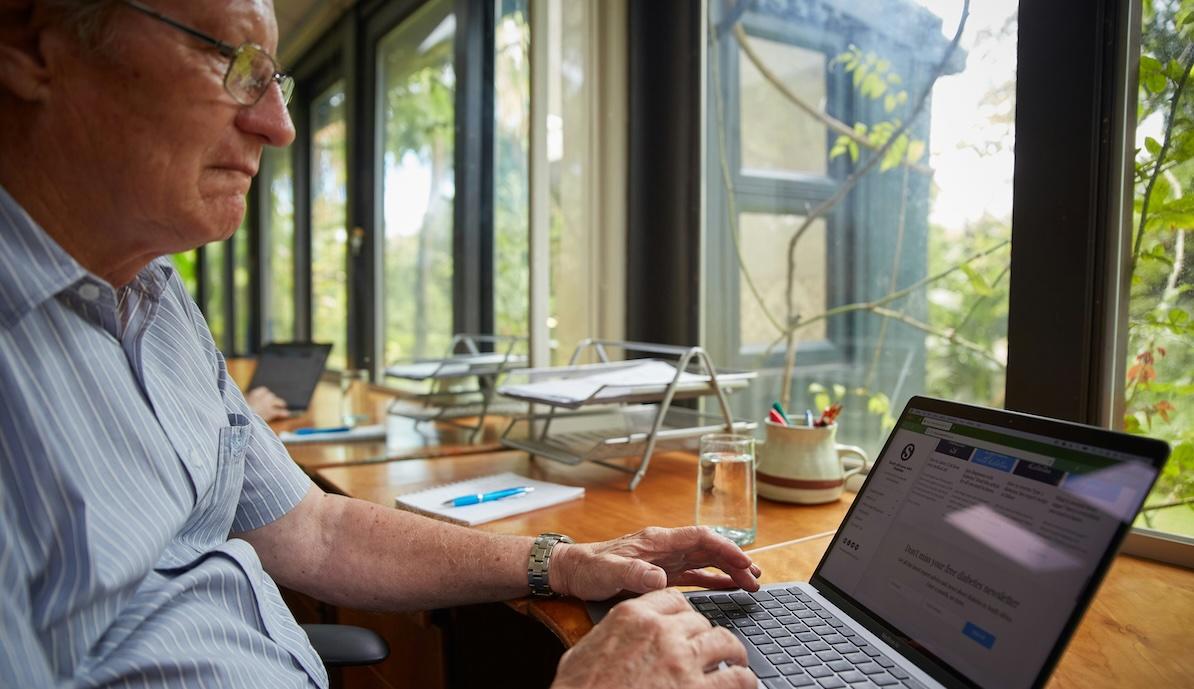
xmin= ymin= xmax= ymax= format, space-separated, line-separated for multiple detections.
xmin=0 ymin=185 xmax=326 ymax=688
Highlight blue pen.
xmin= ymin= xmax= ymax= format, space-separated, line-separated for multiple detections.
xmin=294 ymin=425 xmax=351 ymax=436
xmin=804 ymin=409 xmax=815 ymax=427
xmin=441 ymin=486 xmax=535 ymax=508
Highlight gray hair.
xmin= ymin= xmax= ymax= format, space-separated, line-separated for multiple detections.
xmin=42 ymin=0 xmax=121 ymax=49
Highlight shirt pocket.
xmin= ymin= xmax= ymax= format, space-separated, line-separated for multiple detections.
xmin=176 ymin=414 xmax=253 ymax=550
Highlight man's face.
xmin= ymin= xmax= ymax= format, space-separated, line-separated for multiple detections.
xmin=48 ymin=0 xmax=295 ymax=254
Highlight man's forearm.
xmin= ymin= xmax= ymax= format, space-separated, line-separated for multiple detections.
xmin=244 ymin=487 xmax=537 ymax=611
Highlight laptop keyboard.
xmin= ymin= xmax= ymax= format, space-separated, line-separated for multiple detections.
xmin=689 ymin=588 xmax=928 ymax=689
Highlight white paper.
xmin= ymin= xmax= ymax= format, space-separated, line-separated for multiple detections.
xmin=395 ymin=471 xmax=584 ymax=526
xmin=385 ymin=353 xmax=525 ymax=381
xmin=279 ymin=424 xmax=387 ymax=445
xmin=498 ymin=360 xmax=707 ymax=405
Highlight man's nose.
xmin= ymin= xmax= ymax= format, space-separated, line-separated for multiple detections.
xmin=236 ymin=83 xmax=296 ymax=148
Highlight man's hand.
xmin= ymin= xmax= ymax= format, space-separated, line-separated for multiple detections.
xmin=550 ymin=526 xmax=761 ymax=601
xmin=245 ymin=386 xmax=289 ymax=422
xmin=551 ymin=588 xmax=755 ymax=689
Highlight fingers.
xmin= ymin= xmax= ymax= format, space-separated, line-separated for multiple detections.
xmin=671 ymin=569 xmax=738 ymax=590
xmin=618 ymin=557 xmax=668 ymax=593
xmin=615 ymin=587 xmax=690 ymax=615
xmin=700 ymin=664 xmax=757 ymax=689
xmin=670 ymin=526 xmax=755 ymax=569
xmin=691 ymin=626 xmax=749 ymax=670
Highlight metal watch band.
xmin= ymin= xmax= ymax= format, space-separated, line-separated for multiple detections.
xmin=527 ymin=532 xmax=574 ymax=597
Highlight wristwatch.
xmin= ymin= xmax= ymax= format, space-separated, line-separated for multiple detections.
xmin=527 ymin=532 xmax=574 ymax=597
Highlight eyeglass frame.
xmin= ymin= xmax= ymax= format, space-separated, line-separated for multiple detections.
xmin=117 ymin=0 xmax=294 ymax=106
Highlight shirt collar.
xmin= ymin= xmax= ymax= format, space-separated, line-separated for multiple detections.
xmin=0 ymin=185 xmax=180 ymax=331
xmin=0 ymin=185 xmax=86 ymax=330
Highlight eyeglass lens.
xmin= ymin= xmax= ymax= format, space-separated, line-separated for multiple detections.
xmin=226 ymin=45 xmax=293 ymax=106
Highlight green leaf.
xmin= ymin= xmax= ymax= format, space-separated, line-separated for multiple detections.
xmin=867 ymin=393 xmax=890 ymax=416
xmin=906 ymin=139 xmax=926 ymax=164
xmin=1141 ymin=54 xmax=1163 ymax=75
xmin=832 ymin=384 xmax=847 ymax=399
xmin=1167 ymin=58 xmax=1186 ymax=81
xmin=807 ymin=382 xmax=826 ymax=394
xmin=1168 ymin=307 xmax=1189 ymax=326
xmin=814 ymin=393 xmax=831 ymax=412
xmin=960 ymin=265 xmax=993 ymax=296
xmin=1145 ymin=136 xmax=1163 ymax=157
xmin=1146 ymin=71 xmax=1167 ymax=94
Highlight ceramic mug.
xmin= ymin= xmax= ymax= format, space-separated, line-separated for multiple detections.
xmin=756 ymin=420 xmax=868 ymax=504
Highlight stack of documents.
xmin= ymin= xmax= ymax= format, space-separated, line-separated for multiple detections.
xmin=394 ymin=472 xmax=584 ymax=526
xmin=498 ymin=360 xmax=706 ymax=407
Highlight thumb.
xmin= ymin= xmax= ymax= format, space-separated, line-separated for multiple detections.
xmin=619 ymin=557 xmax=667 ymax=593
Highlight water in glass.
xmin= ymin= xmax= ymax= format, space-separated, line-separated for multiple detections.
xmin=697 ymin=434 xmax=757 ymax=546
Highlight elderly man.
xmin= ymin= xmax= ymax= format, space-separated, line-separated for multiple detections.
xmin=0 ymin=1 xmax=759 ymax=688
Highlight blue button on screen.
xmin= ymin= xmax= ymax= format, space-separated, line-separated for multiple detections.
xmin=963 ymin=622 xmax=996 ymax=649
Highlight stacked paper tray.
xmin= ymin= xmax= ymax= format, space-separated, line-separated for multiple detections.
xmin=497 ymin=360 xmax=756 ymax=410
xmin=387 ymin=396 xmax=528 ymax=422
xmin=501 ymin=405 xmax=757 ymax=466
xmin=385 ymin=352 xmax=527 ymax=382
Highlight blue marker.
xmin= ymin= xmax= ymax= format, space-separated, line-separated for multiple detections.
xmin=441 ymin=486 xmax=535 ymax=508
xmin=294 ymin=425 xmax=352 ymax=436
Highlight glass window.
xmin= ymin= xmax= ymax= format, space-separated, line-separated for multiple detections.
xmin=377 ymin=0 xmax=456 ymax=365
xmin=204 ymin=240 xmax=226 ymax=348
xmin=739 ymin=38 xmax=828 ymax=176
xmin=233 ymin=224 xmax=250 ymax=354
xmin=494 ymin=0 xmax=531 ymax=341
xmin=263 ymin=146 xmax=295 ymax=343
xmin=1128 ymin=0 xmax=1194 ymax=538
xmin=171 ymin=251 xmax=198 ymax=299
xmin=311 ymin=81 xmax=349 ymax=369
xmin=704 ymin=1 xmax=1017 ymax=457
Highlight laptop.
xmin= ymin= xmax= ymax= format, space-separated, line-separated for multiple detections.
xmin=246 ymin=342 xmax=332 ymax=414
xmin=686 ymin=396 xmax=1169 ymax=689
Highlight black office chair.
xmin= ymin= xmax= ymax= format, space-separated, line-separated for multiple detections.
xmin=301 ymin=624 xmax=390 ymax=667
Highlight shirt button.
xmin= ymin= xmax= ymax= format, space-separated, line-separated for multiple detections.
xmin=78 ymin=284 xmax=101 ymax=301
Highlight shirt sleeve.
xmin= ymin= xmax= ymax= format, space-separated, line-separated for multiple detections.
xmin=220 ymin=352 xmax=314 ymax=533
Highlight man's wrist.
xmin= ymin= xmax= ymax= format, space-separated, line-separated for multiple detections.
xmin=546 ymin=542 xmax=575 ymax=597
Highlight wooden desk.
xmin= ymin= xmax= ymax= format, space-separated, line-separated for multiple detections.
xmin=515 ymin=534 xmax=1194 ymax=689
xmin=315 ymin=450 xmax=853 ymax=545
xmin=320 ymin=451 xmax=1194 ymax=689
xmin=226 ymin=358 xmax=511 ymax=473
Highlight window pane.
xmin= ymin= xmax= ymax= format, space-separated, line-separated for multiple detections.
xmin=263 ymin=146 xmax=295 ymax=343
xmin=171 ymin=251 xmax=198 ymax=298
xmin=1128 ymin=3 xmax=1194 ymax=537
xmin=378 ymin=0 xmax=456 ymax=364
xmin=205 ymin=240 xmax=226 ymax=348
xmin=738 ymin=214 xmax=827 ymax=349
xmin=704 ymin=1 xmax=1017 ymax=457
xmin=311 ymin=81 xmax=348 ymax=370
xmin=494 ymin=0 xmax=530 ymax=340
xmin=739 ymin=38 xmax=827 ymax=176
xmin=233 ymin=224 xmax=250 ymax=354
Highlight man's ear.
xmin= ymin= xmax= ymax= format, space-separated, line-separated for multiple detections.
xmin=0 ymin=0 xmax=52 ymax=102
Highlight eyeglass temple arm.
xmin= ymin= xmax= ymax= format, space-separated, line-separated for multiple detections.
xmin=120 ymin=0 xmax=238 ymax=58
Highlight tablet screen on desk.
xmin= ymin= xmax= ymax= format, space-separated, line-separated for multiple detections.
xmin=246 ymin=343 xmax=332 ymax=411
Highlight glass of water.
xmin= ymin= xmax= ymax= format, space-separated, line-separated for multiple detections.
xmin=696 ymin=433 xmax=757 ymax=546
xmin=340 ymin=369 xmax=371 ymax=428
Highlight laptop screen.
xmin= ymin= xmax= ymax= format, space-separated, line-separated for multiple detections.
xmin=814 ymin=399 xmax=1163 ymax=689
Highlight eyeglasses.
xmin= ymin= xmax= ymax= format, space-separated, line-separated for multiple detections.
xmin=119 ymin=0 xmax=294 ymax=106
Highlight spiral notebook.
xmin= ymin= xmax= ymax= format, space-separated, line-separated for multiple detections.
xmin=394 ymin=472 xmax=585 ymax=526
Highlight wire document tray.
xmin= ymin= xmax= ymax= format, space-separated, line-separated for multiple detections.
xmin=385 ymin=334 xmax=528 ymax=440
xmin=498 ymin=340 xmax=756 ymax=490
